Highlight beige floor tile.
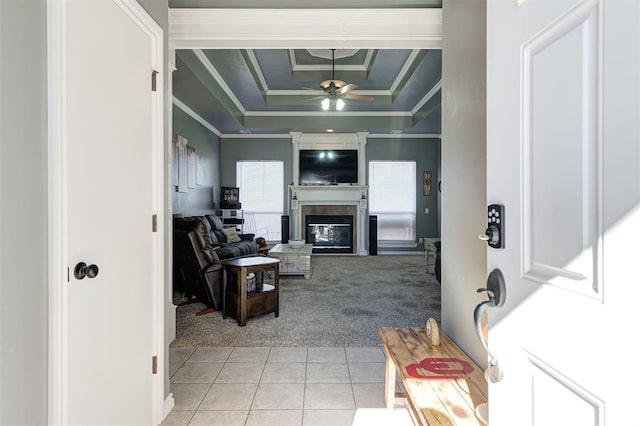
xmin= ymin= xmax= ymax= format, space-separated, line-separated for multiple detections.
xmin=352 ymin=383 xmax=385 ymax=408
xmin=199 ymin=383 xmax=258 ymax=410
xmin=215 ymin=362 xmax=265 ymax=383
xmin=169 ymin=347 xmax=196 ymax=364
xmin=160 ymin=410 xmax=193 ymax=426
xmin=170 ymin=383 xmax=210 ymax=411
xmin=348 ymin=362 xmax=386 ymax=383
xmin=302 ymin=409 xmax=355 ymax=426
xmin=345 ymin=347 xmax=385 ymax=363
xmin=305 ymin=363 xmax=350 ymax=384
xmin=227 ymin=346 xmax=270 ymax=363
xmin=307 ymin=347 xmax=346 ymax=363
xmin=189 ymin=410 xmax=248 ymax=426
xmin=251 ymin=383 xmax=305 ymax=410
xmin=187 ymin=347 xmax=233 ymax=363
xmin=351 ymin=407 xmax=413 ymax=426
xmin=171 ymin=362 xmax=224 ymax=384
xmin=268 ymin=347 xmax=308 ymax=363
xmin=303 ymin=383 xmax=355 ymax=409
xmin=261 ymin=362 xmax=306 ymax=383
xmin=169 ymin=362 xmax=181 ymax=378
xmin=245 ymin=409 xmax=303 ymax=426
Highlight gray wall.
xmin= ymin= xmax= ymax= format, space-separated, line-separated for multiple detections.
xmin=220 ymin=137 xmax=294 ymax=213
xmin=366 ymin=137 xmax=441 ymax=239
xmin=0 ymin=0 xmax=48 ymax=423
xmin=441 ymin=0 xmax=487 ymax=367
xmin=220 ymin=136 xmax=440 ymax=241
xmin=172 ymin=106 xmax=220 ymax=216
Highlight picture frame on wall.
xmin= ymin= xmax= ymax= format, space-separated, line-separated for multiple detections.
xmin=423 ymin=171 xmax=432 ymax=196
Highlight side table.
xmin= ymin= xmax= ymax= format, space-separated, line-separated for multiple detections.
xmin=222 ymin=256 xmax=280 ymax=326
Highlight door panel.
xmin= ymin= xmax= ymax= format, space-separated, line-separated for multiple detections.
xmin=522 ymin=2 xmax=600 ymax=296
xmin=487 ymin=0 xmax=639 ymax=424
xmin=51 ymin=0 xmax=163 ymax=423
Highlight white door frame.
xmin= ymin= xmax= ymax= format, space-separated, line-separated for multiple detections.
xmin=47 ymin=0 xmax=165 ymax=424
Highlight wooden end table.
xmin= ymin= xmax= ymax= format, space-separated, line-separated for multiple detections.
xmin=222 ymin=256 xmax=280 ymax=326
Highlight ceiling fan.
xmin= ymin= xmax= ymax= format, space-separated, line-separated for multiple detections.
xmin=298 ymin=49 xmax=374 ymax=110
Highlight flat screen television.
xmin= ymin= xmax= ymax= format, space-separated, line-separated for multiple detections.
xmin=299 ymin=149 xmax=358 ymax=185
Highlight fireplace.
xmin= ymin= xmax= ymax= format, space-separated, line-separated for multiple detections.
xmin=305 ymin=215 xmax=354 ymax=254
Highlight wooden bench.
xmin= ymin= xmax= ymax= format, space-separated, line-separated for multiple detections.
xmin=379 ymin=327 xmax=488 ymax=425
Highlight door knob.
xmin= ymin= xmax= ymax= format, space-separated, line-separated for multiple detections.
xmin=474 ymin=268 xmax=506 ymax=383
xmin=74 ymin=262 xmax=99 ymax=280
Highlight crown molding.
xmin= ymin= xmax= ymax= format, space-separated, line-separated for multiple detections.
xmin=368 ymin=133 xmax=441 ymax=139
xmin=219 ymin=132 xmax=440 ymax=139
xmin=173 ymin=96 xmax=221 ymax=137
xmin=193 ymin=49 xmax=246 ymax=114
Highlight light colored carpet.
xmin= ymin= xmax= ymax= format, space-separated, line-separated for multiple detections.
xmin=171 ymin=255 xmax=440 ymax=347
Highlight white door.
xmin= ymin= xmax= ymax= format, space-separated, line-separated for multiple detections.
xmin=486 ymin=0 xmax=639 ymax=424
xmin=49 ymin=0 xmax=164 ymax=424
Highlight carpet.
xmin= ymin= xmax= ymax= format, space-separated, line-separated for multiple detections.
xmin=171 ymin=255 xmax=441 ymax=347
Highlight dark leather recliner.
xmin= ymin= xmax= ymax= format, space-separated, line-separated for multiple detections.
xmin=173 ymin=215 xmax=259 ymax=311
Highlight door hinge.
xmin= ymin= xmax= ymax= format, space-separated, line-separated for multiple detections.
xmin=152 ymin=214 xmax=158 ymax=232
xmin=67 ymin=267 xmax=70 ymax=282
xmin=151 ymin=70 xmax=159 ymax=92
xmin=152 ymin=356 xmax=158 ymax=374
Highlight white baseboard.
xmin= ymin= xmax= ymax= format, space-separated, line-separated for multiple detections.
xmin=163 ymin=393 xmax=175 ymax=420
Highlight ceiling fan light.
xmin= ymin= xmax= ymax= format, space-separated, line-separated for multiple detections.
xmin=336 ymin=98 xmax=345 ymax=111
xmin=321 ymin=98 xmax=330 ymax=110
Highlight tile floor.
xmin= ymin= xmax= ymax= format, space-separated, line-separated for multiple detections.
xmin=162 ymin=346 xmax=413 ymax=426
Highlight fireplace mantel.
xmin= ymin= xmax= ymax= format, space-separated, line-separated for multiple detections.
xmin=289 ymin=184 xmax=369 ymax=256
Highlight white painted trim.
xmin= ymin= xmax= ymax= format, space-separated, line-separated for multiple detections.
xmin=368 ymin=133 xmax=442 ymax=139
xmin=163 ymin=394 xmax=175 ymax=420
xmin=411 ymin=79 xmax=442 ymax=115
xmin=48 ymin=1 xmax=165 ymax=424
xmin=219 ymin=132 xmax=441 ymax=139
xmin=390 ymin=49 xmax=424 ymax=94
xmin=222 ymin=133 xmax=292 ymax=139
xmin=193 ymin=49 xmax=246 ymax=114
xmin=173 ymin=96 xmax=222 ymax=137
xmin=244 ymin=49 xmax=269 ymax=94
xmin=47 ymin=1 xmax=67 ymax=422
xmin=169 ymin=8 xmax=443 ymax=50
xmin=244 ymin=110 xmax=412 ymax=117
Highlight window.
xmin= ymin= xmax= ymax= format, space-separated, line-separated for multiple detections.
xmin=236 ymin=161 xmax=284 ymax=241
xmin=368 ymin=161 xmax=416 ymax=241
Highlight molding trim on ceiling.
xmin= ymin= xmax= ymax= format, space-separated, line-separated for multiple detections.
xmin=411 ymin=79 xmax=442 ymax=115
xmin=288 ymin=49 xmax=374 ymax=72
xmin=169 ymin=8 xmax=443 ymax=49
xmin=220 ymin=132 xmax=442 ymax=139
xmin=242 ymin=48 xmax=428 ymax=106
xmin=173 ymin=96 xmax=222 ymax=137
xmin=367 ymin=133 xmax=441 ymax=139
xmin=193 ymin=49 xmax=246 ymax=114
xmin=243 ymin=110 xmax=412 ymax=117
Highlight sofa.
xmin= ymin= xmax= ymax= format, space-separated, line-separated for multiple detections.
xmin=173 ymin=214 xmax=260 ymax=312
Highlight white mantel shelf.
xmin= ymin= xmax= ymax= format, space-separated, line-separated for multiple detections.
xmin=290 ymin=185 xmax=368 ymax=199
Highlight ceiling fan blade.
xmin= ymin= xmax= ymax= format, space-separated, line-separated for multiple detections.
xmin=338 ymin=83 xmax=358 ymax=95
xmin=300 ymin=86 xmax=321 ymax=91
xmin=296 ymin=96 xmax=326 ymax=103
xmin=344 ymin=93 xmax=374 ymax=101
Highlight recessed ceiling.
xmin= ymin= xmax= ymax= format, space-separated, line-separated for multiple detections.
xmin=170 ymin=2 xmax=443 ymax=136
